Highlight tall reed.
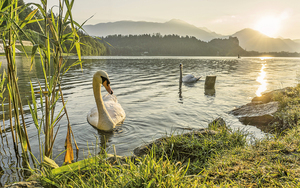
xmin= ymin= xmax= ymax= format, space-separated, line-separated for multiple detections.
xmin=28 ymin=0 xmax=82 ymax=164
xmin=0 ymin=0 xmax=39 ymax=165
xmin=1 ymin=0 xmax=83 ymax=170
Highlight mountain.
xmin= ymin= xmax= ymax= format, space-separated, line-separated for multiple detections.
xmin=231 ymin=28 xmax=300 ymax=53
xmin=294 ymin=39 xmax=300 ymax=44
xmin=84 ymin=19 xmax=300 ymax=53
xmin=83 ymin=19 xmax=223 ymax=42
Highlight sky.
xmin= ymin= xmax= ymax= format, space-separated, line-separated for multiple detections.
xmin=26 ymin=0 xmax=300 ymax=39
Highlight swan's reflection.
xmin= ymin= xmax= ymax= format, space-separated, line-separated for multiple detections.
xmin=179 ymin=79 xmax=183 ymax=102
xmin=179 ymin=63 xmax=183 ymax=103
xmin=256 ymin=64 xmax=267 ymax=97
xmin=96 ymin=130 xmax=114 ymax=154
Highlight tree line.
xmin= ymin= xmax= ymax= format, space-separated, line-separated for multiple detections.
xmin=101 ymin=34 xmax=245 ymax=56
xmin=101 ymin=34 xmax=300 ymax=57
xmin=15 ymin=0 xmax=108 ymax=56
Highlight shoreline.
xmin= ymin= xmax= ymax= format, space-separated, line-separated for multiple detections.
xmin=5 ymin=85 xmax=300 ymax=187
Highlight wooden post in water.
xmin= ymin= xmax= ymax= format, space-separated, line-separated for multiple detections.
xmin=205 ymin=75 xmax=216 ymax=89
xmin=179 ymin=63 xmax=183 ymax=84
xmin=205 ymin=76 xmax=216 ymax=95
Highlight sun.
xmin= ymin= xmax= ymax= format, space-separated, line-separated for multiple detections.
xmin=254 ymin=16 xmax=281 ymax=38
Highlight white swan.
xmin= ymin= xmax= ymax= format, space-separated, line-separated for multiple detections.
xmin=179 ymin=63 xmax=201 ymax=83
xmin=87 ymin=70 xmax=126 ymax=131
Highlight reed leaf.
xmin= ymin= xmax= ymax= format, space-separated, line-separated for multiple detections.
xmin=64 ymin=126 xmax=74 ymax=164
xmin=43 ymin=156 xmax=59 ymax=169
xmin=62 ymin=60 xmax=83 ymax=75
xmin=0 ymin=64 xmax=5 ymax=97
xmin=38 ymin=48 xmax=49 ymax=90
xmin=50 ymin=101 xmax=66 ymax=129
xmin=16 ymin=122 xmax=28 ymax=152
xmin=30 ymin=44 xmax=40 ymax=66
xmin=50 ymin=8 xmax=58 ymax=35
xmin=29 ymin=81 xmax=39 ymax=129
xmin=19 ymin=8 xmax=39 ymax=29
xmin=0 ymin=0 xmax=12 ymax=12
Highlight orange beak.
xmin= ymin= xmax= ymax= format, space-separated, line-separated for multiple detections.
xmin=103 ymin=80 xmax=113 ymax=94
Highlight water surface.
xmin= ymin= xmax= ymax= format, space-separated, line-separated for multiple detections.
xmin=0 ymin=56 xmax=299 ymax=184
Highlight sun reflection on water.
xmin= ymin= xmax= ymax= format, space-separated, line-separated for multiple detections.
xmin=259 ymin=57 xmax=273 ymax=61
xmin=256 ymin=64 xmax=267 ymax=97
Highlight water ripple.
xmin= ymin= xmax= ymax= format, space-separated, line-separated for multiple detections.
xmin=1 ymin=57 xmax=300 ymax=184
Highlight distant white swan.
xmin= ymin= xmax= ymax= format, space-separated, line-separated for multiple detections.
xmin=87 ymin=70 xmax=126 ymax=131
xmin=179 ymin=63 xmax=201 ymax=83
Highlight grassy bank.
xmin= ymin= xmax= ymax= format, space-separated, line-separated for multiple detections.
xmin=34 ymin=85 xmax=300 ymax=187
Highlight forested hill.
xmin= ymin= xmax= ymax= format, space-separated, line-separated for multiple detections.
xmin=16 ymin=0 xmax=108 ymax=56
xmin=102 ymin=34 xmax=247 ymax=56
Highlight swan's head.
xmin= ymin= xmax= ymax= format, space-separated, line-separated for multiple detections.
xmin=179 ymin=63 xmax=183 ymax=68
xmin=94 ymin=70 xmax=114 ymax=95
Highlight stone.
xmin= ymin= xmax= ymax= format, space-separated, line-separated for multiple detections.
xmin=208 ymin=117 xmax=226 ymax=129
xmin=230 ymin=101 xmax=279 ymax=127
xmin=230 ymin=87 xmax=294 ymax=130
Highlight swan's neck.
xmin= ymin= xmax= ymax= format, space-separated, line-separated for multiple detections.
xmin=93 ymin=77 xmax=115 ymax=131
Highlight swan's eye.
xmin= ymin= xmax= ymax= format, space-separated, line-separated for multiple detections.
xmin=101 ymin=76 xmax=110 ymax=85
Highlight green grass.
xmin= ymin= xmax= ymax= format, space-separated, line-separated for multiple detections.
xmin=149 ymin=126 xmax=247 ymax=175
xmin=271 ymin=84 xmax=300 ymax=133
xmin=34 ymin=126 xmax=247 ymax=187
xmin=201 ymin=126 xmax=300 ymax=187
xmin=33 ymin=84 xmax=300 ymax=187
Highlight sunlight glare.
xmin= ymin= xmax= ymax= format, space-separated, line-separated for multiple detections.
xmin=259 ymin=57 xmax=273 ymax=61
xmin=255 ymin=16 xmax=280 ymax=38
xmin=256 ymin=64 xmax=267 ymax=97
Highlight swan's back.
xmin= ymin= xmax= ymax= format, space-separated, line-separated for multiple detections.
xmin=182 ymin=74 xmax=201 ymax=83
xmin=87 ymin=94 xmax=126 ymax=127
xmin=103 ymin=94 xmax=126 ymax=125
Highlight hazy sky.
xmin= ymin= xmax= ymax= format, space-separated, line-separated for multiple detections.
xmin=26 ymin=0 xmax=300 ymax=39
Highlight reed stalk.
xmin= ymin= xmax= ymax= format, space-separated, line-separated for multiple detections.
xmin=1 ymin=0 xmax=83 ymax=174
xmin=28 ymin=0 xmax=82 ymax=164
xmin=0 ymin=63 xmax=6 ymax=136
xmin=0 ymin=0 xmax=39 ymax=164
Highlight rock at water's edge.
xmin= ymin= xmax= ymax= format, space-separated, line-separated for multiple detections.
xmin=208 ymin=117 xmax=226 ymax=129
xmin=230 ymin=99 xmax=279 ymax=128
xmin=230 ymin=102 xmax=278 ymax=117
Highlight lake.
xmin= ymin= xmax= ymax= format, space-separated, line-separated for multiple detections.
xmin=0 ymin=56 xmax=300 ymax=185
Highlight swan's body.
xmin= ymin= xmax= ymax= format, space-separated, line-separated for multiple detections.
xmin=179 ymin=63 xmax=201 ymax=83
xmin=182 ymin=74 xmax=201 ymax=83
xmin=87 ymin=70 xmax=126 ymax=131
